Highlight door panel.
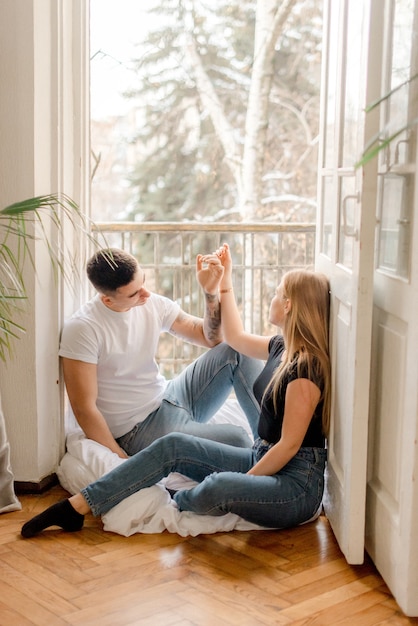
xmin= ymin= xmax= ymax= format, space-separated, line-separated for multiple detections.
xmin=318 ymin=0 xmax=418 ymax=612
xmin=365 ymin=0 xmax=418 ymax=614
xmin=316 ymin=0 xmax=380 ymax=564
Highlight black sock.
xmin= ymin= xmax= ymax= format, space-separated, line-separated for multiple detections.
xmin=21 ymin=499 xmax=85 ymax=538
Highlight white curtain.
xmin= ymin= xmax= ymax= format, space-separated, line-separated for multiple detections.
xmin=0 ymin=392 xmax=21 ymax=513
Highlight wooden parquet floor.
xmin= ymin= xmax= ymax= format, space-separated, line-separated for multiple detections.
xmin=0 ymin=486 xmax=417 ymax=626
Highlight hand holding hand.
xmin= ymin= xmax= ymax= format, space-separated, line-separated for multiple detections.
xmin=196 ymin=252 xmax=224 ymax=295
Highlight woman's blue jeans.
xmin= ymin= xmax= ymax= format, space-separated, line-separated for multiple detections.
xmin=116 ymin=343 xmax=264 ymax=454
xmin=82 ymin=432 xmax=327 ymax=529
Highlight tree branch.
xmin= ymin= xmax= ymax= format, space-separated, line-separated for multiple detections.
xmin=186 ymin=37 xmax=243 ymax=197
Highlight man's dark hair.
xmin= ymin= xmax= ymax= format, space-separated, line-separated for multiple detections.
xmin=86 ymin=248 xmax=138 ymax=294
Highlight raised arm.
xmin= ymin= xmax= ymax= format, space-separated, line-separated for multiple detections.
xmin=196 ymin=251 xmax=225 ymax=345
xmin=200 ymin=243 xmax=271 ymax=360
xmin=62 ymin=358 xmax=128 ymax=458
xmin=170 ymin=251 xmax=225 ymax=348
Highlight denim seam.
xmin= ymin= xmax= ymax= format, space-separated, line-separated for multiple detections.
xmin=202 ymin=488 xmax=320 ymax=517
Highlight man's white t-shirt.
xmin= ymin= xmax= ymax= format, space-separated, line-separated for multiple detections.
xmin=59 ymin=293 xmax=180 ymax=438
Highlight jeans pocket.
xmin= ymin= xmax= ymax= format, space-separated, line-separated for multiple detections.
xmin=116 ymin=422 xmax=140 ymax=453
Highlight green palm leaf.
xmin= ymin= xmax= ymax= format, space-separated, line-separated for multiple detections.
xmin=355 ymin=74 xmax=418 ymax=169
xmin=0 ymin=193 xmax=104 ymax=361
xmin=355 ymin=117 xmax=418 ymax=168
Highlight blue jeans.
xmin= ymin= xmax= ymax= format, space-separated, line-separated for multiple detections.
xmin=116 ymin=343 xmax=264 ymax=454
xmin=82 ymin=432 xmax=327 ymax=529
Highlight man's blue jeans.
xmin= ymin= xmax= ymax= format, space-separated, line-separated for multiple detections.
xmin=116 ymin=343 xmax=264 ymax=454
xmin=82 ymin=432 xmax=327 ymax=529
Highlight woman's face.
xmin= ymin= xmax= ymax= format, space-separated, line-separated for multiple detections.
xmin=268 ymin=280 xmax=289 ymax=328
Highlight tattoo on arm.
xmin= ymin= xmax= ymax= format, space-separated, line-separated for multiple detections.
xmin=170 ymin=297 xmax=222 ymax=347
xmin=204 ymin=292 xmax=222 ymax=343
xmin=170 ymin=312 xmax=205 ymax=342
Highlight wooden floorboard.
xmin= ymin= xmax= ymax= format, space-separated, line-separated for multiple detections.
xmin=0 ymin=485 xmax=416 ymax=626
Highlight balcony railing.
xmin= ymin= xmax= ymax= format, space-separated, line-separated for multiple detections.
xmin=92 ymin=221 xmax=316 ymax=377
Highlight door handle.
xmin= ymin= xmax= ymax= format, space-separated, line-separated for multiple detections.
xmin=342 ymin=192 xmax=359 ymax=239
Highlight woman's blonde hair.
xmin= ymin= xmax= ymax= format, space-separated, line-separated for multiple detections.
xmin=269 ymin=269 xmax=331 ymax=436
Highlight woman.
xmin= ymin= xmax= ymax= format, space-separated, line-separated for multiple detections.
xmin=21 ymin=244 xmax=331 ymax=537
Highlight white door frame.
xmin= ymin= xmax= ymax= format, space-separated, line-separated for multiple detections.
xmin=316 ymin=0 xmax=381 ymax=565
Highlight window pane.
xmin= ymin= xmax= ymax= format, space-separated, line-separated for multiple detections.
xmin=324 ymin=1 xmax=340 ymax=169
xmin=383 ymin=0 xmax=416 ymax=167
xmin=341 ymin=3 xmax=365 ymax=167
xmin=377 ymin=174 xmax=411 ymax=278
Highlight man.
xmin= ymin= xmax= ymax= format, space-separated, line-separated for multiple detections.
xmin=59 ymin=248 xmax=263 ymax=458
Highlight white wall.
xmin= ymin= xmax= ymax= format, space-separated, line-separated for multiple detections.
xmin=0 ymin=0 xmax=89 ymax=483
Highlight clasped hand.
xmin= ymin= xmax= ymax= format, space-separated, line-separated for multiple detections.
xmin=196 ymin=243 xmax=231 ymax=295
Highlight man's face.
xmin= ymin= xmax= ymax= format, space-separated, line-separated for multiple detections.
xmin=102 ymin=268 xmax=151 ymax=312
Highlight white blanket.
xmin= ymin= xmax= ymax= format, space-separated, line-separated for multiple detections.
xmin=57 ymin=400 xmax=266 ymax=536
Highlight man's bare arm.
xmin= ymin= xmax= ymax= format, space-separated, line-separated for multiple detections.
xmin=202 ymin=290 xmax=222 ymax=344
xmin=62 ymin=358 xmax=128 ymax=458
xmin=195 ymin=251 xmax=224 ymax=345
xmin=169 ymin=307 xmax=221 ymax=348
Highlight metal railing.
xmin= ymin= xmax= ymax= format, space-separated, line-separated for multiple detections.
xmin=92 ymin=221 xmax=316 ymax=377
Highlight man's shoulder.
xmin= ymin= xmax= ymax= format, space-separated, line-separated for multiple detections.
xmin=144 ymin=293 xmax=181 ymax=330
xmin=62 ymin=297 xmax=102 ymax=332
xmin=59 ymin=298 xmax=103 ymax=356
